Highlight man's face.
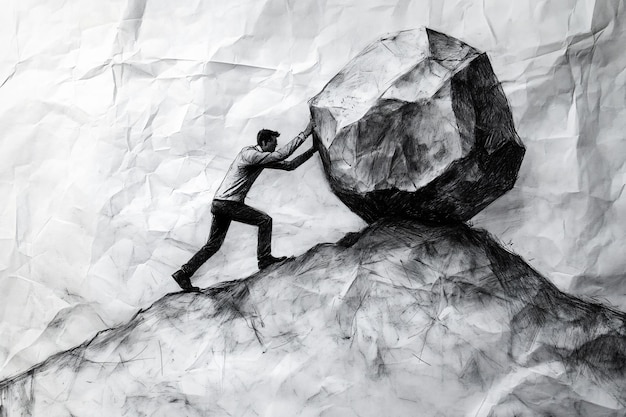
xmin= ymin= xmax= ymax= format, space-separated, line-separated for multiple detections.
xmin=262 ymin=137 xmax=278 ymax=152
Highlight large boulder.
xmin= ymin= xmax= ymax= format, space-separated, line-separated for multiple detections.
xmin=310 ymin=28 xmax=525 ymax=223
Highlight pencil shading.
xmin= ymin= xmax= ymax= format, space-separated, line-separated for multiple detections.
xmin=1 ymin=221 xmax=624 ymax=416
xmin=310 ymin=28 xmax=524 ymax=223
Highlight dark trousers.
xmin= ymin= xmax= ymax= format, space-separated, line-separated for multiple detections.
xmin=181 ymin=199 xmax=272 ymax=275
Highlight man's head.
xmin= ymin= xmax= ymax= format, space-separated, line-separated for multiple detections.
xmin=257 ymin=129 xmax=280 ymax=152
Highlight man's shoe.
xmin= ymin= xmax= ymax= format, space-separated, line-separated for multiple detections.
xmin=258 ymin=255 xmax=288 ymax=270
xmin=172 ymin=270 xmax=200 ymax=292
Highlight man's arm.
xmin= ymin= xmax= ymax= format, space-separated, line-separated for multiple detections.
xmin=242 ymin=121 xmax=315 ymax=166
xmin=265 ymin=147 xmax=317 ymax=171
xmin=243 ymin=132 xmax=307 ymax=166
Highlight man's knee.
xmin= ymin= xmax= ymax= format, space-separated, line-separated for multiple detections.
xmin=260 ymin=215 xmax=272 ymax=227
xmin=204 ymin=234 xmax=226 ymax=252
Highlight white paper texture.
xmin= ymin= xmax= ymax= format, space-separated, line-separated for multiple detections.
xmin=0 ymin=0 xmax=624 ymax=403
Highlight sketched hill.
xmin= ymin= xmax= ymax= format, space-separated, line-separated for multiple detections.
xmin=1 ymin=220 xmax=625 ymax=417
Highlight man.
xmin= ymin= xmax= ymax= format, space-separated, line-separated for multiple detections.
xmin=172 ymin=120 xmax=317 ymax=291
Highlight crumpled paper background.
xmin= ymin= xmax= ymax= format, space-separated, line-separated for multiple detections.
xmin=0 ymin=0 xmax=624 ymax=381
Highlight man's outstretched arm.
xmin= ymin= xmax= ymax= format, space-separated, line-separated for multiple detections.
xmin=243 ymin=121 xmax=315 ymax=166
xmin=265 ymin=147 xmax=318 ymax=171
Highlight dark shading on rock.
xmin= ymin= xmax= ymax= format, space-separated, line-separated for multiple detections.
xmin=310 ymin=28 xmax=525 ymax=223
xmin=1 ymin=220 xmax=624 ymax=416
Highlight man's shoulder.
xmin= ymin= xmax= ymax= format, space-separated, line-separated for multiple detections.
xmin=233 ymin=145 xmax=251 ymax=156
xmin=239 ymin=145 xmax=261 ymax=152
xmin=237 ymin=145 xmax=266 ymax=165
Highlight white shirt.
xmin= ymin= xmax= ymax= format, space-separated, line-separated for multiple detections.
xmin=214 ymin=132 xmax=307 ymax=202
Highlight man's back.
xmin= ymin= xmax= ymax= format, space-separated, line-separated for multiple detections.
xmin=214 ymin=146 xmax=264 ymax=202
xmin=214 ymin=132 xmax=308 ymax=202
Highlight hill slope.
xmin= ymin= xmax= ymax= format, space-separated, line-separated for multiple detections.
xmin=1 ymin=220 xmax=625 ymax=416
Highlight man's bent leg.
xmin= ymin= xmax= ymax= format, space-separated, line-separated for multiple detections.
xmin=225 ymin=202 xmax=273 ymax=259
xmin=225 ymin=202 xmax=286 ymax=269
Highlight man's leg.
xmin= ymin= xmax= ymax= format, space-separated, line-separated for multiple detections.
xmin=225 ymin=202 xmax=286 ymax=269
xmin=172 ymin=204 xmax=231 ymax=290
xmin=182 ymin=214 xmax=231 ymax=276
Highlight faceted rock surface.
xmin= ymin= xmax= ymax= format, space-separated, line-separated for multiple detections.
xmin=310 ymin=28 xmax=525 ymax=223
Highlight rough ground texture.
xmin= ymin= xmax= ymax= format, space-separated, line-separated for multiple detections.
xmin=310 ymin=28 xmax=525 ymax=223
xmin=1 ymin=220 xmax=625 ymax=417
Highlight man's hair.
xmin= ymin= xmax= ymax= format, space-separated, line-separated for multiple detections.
xmin=257 ymin=129 xmax=280 ymax=146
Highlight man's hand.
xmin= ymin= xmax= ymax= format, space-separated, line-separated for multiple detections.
xmin=303 ymin=119 xmax=316 ymax=137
